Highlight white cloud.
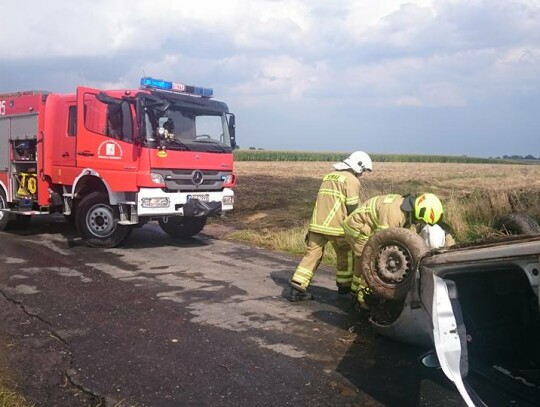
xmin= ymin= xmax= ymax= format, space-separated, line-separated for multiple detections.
xmin=0 ymin=0 xmax=539 ymax=156
xmin=227 ymin=55 xmax=324 ymax=107
xmin=344 ymin=0 xmax=436 ymax=43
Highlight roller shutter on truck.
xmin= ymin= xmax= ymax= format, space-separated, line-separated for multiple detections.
xmin=0 ymin=113 xmax=39 ymax=202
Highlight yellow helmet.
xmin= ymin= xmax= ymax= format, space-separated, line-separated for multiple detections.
xmin=414 ymin=193 xmax=443 ymax=225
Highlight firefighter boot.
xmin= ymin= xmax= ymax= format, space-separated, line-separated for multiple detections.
xmin=288 ymin=286 xmax=314 ymax=302
xmin=356 ymin=287 xmax=372 ymax=311
xmin=337 ymin=284 xmax=351 ymax=295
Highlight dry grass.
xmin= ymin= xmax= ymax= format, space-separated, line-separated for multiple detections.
xmin=234 ymin=161 xmax=540 ymax=194
xmin=0 ymin=382 xmax=30 ymax=407
xmin=215 ymin=162 xmax=540 ymax=260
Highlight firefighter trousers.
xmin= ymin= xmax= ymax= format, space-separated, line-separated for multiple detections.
xmin=344 ymin=234 xmax=371 ymax=302
xmin=290 ymin=232 xmax=353 ymax=292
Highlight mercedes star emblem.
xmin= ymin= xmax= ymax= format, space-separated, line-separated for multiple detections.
xmin=192 ymin=170 xmax=204 ymax=185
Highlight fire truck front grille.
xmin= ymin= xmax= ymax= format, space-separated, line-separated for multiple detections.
xmin=152 ymin=169 xmax=229 ymax=192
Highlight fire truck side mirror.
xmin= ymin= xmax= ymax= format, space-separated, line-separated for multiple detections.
xmin=228 ymin=114 xmax=236 ymax=149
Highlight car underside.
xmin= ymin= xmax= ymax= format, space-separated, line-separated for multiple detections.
xmin=362 ymin=232 xmax=540 ymax=406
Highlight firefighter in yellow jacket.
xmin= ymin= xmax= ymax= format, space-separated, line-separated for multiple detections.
xmin=289 ymin=151 xmax=373 ymax=302
xmin=343 ymin=193 xmax=444 ymax=307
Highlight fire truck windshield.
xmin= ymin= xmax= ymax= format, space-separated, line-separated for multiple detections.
xmin=142 ymin=104 xmax=233 ymax=153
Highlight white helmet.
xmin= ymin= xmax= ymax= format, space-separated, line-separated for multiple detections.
xmin=341 ymin=151 xmax=373 ymax=174
xmin=420 ymin=224 xmax=446 ymax=249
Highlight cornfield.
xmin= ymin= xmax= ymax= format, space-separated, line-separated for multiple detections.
xmin=234 ymin=150 xmax=508 ymax=164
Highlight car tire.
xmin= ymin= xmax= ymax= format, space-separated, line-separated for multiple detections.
xmin=493 ymin=213 xmax=540 ymax=235
xmin=76 ymin=192 xmax=132 ymax=248
xmin=158 ymin=216 xmax=207 ymax=239
xmin=361 ymin=228 xmax=428 ymax=300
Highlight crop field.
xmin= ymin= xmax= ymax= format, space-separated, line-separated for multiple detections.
xmin=233 ymin=150 xmax=503 ymax=164
xmin=215 ymin=161 xmax=540 ymax=261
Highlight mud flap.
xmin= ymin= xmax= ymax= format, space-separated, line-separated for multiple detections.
xmin=183 ymin=199 xmax=221 ymax=217
xmin=420 ymin=266 xmax=477 ymax=407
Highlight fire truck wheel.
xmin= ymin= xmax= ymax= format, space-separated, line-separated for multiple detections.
xmin=361 ymin=228 xmax=428 ymax=300
xmin=158 ymin=216 xmax=207 ymax=239
xmin=0 ymin=189 xmax=10 ymax=230
xmin=76 ymin=192 xmax=132 ymax=248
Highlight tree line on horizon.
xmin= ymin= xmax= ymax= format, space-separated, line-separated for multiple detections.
xmin=494 ymin=154 xmax=539 ymax=160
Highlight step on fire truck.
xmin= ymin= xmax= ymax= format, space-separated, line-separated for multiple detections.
xmin=0 ymin=77 xmax=237 ymax=247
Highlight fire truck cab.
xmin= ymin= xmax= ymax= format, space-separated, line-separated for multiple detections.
xmin=0 ymin=77 xmax=237 ymax=247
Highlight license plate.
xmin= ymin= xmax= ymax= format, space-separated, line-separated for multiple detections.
xmin=188 ymin=194 xmax=210 ymax=202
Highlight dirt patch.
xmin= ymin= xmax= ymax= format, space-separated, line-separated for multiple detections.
xmin=203 ymin=222 xmax=240 ymax=239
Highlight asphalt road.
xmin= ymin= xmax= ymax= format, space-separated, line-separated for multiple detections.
xmin=0 ymin=215 xmax=466 ymax=407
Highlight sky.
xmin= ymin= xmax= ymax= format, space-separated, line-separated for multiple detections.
xmin=1 ymin=0 xmax=539 ymax=157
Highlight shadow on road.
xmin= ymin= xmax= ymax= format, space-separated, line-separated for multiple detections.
xmin=270 ymin=270 xmax=363 ymax=327
xmin=2 ymin=214 xmax=214 ymax=250
xmin=336 ymin=327 xmax=463 ymax=407
xmin=269 ymin=270 xmax=464 ymax=407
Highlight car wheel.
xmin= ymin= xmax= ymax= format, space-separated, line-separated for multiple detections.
xmin=76 ymin=192 xmax=132 ymax=248
xmin=158 ymin=216 xmax=207 ymax=239
xmin=361 ymin=228 xmax=428 ymax=300
xmin=493 ymin=213 xmax=540 ymax=235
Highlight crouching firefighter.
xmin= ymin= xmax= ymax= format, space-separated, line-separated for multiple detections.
xmin=343 ymin=193 xmax=444 ymax=309
xmin=289 ymin=151 xmax=373 ymax=302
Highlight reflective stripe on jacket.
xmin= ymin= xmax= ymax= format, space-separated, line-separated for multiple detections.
xmin=343 ymin=194 xmax=407 ymax=241
xmin=308 ymin=170 xmax=360 ymax=236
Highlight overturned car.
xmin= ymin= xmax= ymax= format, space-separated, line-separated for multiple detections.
xmin=360 ymin=216 xmax=540 ymax=406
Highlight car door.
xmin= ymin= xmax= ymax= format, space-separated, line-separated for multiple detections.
xmin=419 ymin=265 xmax=477 ymax=407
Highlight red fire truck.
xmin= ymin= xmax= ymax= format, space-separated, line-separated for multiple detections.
xmin=0 ymin=77 xmax=237 ymax=247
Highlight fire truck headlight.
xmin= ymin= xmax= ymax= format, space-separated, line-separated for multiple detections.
xmin=222 ymin=196 xmax=234 ymax=205
xmin=141 ymin=198 xmax=170 ymax=208
xmin=150 ymin=172 xmax=165 ymax=185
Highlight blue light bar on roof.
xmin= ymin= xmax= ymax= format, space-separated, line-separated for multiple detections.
xmin=140 ymin=77 xmax=213 ymax=98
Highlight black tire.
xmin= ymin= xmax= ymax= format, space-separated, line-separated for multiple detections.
xmin=76 ymin=192 xmax=131 ymax=248
xmin=0 ymin=189 xmax=10 ymax=230
xmin=493 ymin=213 xmax=540 ymax=235
xmin=158 ymin=216 xmax=207 ymax=239
xmin=361 ymin=228 xmax=428 ymax=300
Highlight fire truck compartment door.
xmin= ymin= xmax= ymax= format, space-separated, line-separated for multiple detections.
xmin=419 ymin=265 xmax=476 ymax=407
xmin=76 ymin=87 xmax=138 ymax=172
